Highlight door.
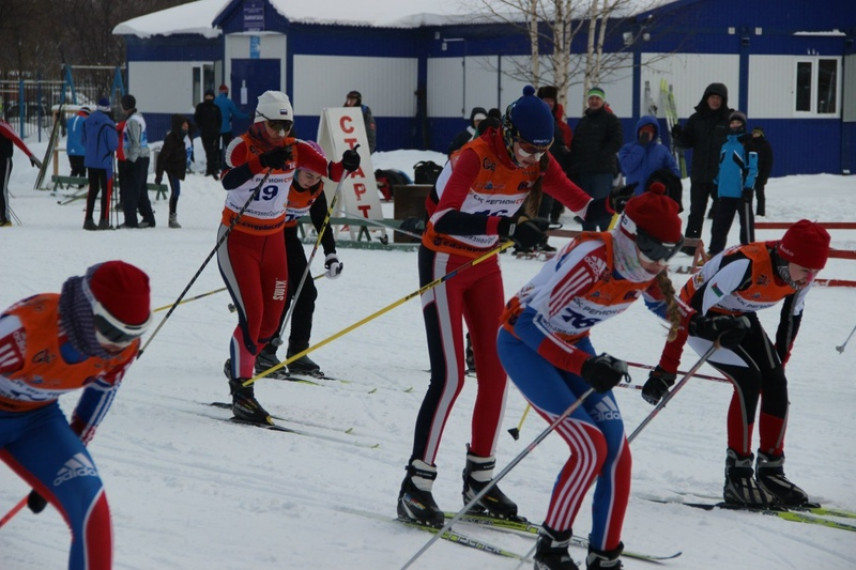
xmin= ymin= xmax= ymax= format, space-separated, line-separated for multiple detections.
xmin=229 ymin=59 xmax=281 ymax=134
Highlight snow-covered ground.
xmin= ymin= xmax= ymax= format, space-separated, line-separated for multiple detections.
xmin=1 ymin=137 xmax=855 ymax=569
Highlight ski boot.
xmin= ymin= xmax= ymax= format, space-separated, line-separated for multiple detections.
xmin=227 ymin=373 xmax=271 ymax=424
xmin=723 ymin=448 xmax=778 ymax=508
xmin=533 ymin=525 xmax=579 ymax=570
xmin=462 ymin=450 xmax=519 ymax=520
xmin=465 ymin=332 xmax=475 ymax=374
xmin=287 ymin=343 xmax=322 ymax=376
xmin=255 ymin=344 xmax=290 ymax=379
xmin=586 ymin=542 xmax=624 ymax=570
xmin=168 ymin=213 xmax=181 ymax=229
xmin=755 ymin=451 xmax=809 ymax=507
xmin=397 ymin=459 xmax=444 ymax=528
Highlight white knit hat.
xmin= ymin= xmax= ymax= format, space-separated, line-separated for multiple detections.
xmin=254 ymin=90 xmax=293 ymax=123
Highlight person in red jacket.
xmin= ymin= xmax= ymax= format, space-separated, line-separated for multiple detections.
xmin=0 ymin=260 xmax=151 ymax=570
xmin=0 ymin=118 xmax=41 ymax=226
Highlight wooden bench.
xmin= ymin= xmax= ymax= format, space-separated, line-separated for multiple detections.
xmin=297 ymin=216 xmax=403 ymax=243
xmin=50 ymin=175 xmax=168 ymax=200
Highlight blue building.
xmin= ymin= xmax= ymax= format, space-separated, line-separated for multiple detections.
xmin=114 ymin=0 xmax=856 ymax=176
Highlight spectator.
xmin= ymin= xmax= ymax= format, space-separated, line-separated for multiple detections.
xmin=214 ymin=84 xmax=249 ymax=169
xmin=118 ymin=94 xmax=156 ymax=229
xmin=568 ymin=86 xmax=624 ymax=231
xmin=155 ymin=114 xmax=190 ymax=229
xmin=745 ymin=126 xmax=773 ymax=216
xmin=618 ymin=115 xmax=681 ymax=197
xmin=473 ymin=107 xmax=502 ymax=138
xmin=447 ymin=106 xmax=487 ymax=156
xmin=670 ymin=82 xmax=733 ymax=254
xmin=344 ymin=90 xmax=376 ymax=153
xmin=536 ymin=85 xmax=574 ymax=229
xmin=66 ymin=106 xmax=90 ymax=178
xmin=194 ymin=89 xmax=222 ymax=179
xmin=0 ymin=117 xmax=40 ymax=227
xmin=81 ymin=98 xmax=118 ymax=231
xmin=708 ymin=111 xmax=758 ymax=256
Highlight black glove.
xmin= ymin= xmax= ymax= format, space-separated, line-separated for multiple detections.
xmin=27 ymin=490 xmax=48 ymax=514
xmin=29 ymin=155 xmax=41 ymax=168
xmin=641 ymin=366 xmax=678 ymax=406
xmin=497 ymin=216 xmax=550 ymax=250
xmin=741 ymin=188 xmax=753 ymax=203
xmin=258 ymin=145 xmax=292 ymax=170
xmin=324 ymin=253 xmax=343 ymax=279
xmin=341 ymin=146 xmax=361 ymax=172
xmin=580 ymin=353 xmax=630 ymax=393
xmin=608 ymin=182 xmax=637 ymax=213
xmin=689 ymin=314 xmax=751 ymax=348
xmin=670 ymin=123 xmax=683 ymax=142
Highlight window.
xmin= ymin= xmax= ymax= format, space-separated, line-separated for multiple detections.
xmin=794 ymin=58 xmax=839 ymax=115
xmin=191 ymin=64 xmax=216 ymax=106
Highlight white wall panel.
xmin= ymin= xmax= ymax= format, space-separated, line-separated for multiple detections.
xmin=748 ymin=55 xmax=799 ymax=118
xmin=294 ymin=55 xmax=417 ymax=118
xmin=127 ymin=61 xmax=200 ymax=114
xmin=427 ymin=58 xmax=464 ymax=117
xmin=843 ymin=53 xmax=856 ymax=123
xmin=464 ymin=55 xmax=500 ymax=118
xmin=641 ymin=53 xmax=740 ymax=119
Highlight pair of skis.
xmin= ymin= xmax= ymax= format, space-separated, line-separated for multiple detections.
xmin=658 ymin=79 xmax=687 ymax=178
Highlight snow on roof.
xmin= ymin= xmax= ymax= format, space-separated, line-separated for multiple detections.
xmin=113 ymin=0 xmax=225 ymax=39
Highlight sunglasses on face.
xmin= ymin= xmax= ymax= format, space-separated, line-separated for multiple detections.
xmin=92 ymin=302 xmax=151 ymax=348
xmin=514 ymin=138 xmax=550 ymax=159
xmin=267 ymin=120 xmax=292 ymax=131
xmin=635 ymin=227 xmax=684 ymax=264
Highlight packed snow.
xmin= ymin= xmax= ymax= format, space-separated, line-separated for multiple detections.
xmin=1 ymin=135 xmax=855 ymax=569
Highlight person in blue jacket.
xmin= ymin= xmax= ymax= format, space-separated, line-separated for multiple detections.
xmin=214 ymin=84 xmax=248 ymax=168
xmin=708 ymin=111 xmax=758 ymax=256
xmin=618 ymin=115 xmax=680 ymax=197
xmin=66 ymin=106 xmax=90 ymax=178
xmin=81 ymin=98 xmax=118 ymax=231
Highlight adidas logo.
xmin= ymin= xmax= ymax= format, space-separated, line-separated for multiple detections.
xmin=591 ymin=398 xmax=622 ymax=422
xmin=53 ymin=452 xmax=99 ymax=486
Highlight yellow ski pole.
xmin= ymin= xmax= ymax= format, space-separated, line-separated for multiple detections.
xmin=153 ymin=287 xmax=227 ymax=313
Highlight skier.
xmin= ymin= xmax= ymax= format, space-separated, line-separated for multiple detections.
xmin=0 ymin=260 xmax=152 ymax=570
xmin=397 ymin=85 xmax=635 ymax=529
xmin=252 ymin=140 xmax=344 ymax=378
xmin=0 ymin=117 xmax=40 ymax=227
xmin=642 ymin=219 xmax=831 ymax=508
xmin=218 ymin=91 xmax=359 ymax=423
xmin=497 ymin=185 xmax=685 ymax=570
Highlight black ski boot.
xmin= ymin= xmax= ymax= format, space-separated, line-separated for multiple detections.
xmin=533 ymin=525 xmax=579 ymax=570
xmin=255 ymin=344 xmax=290 ymax=379
xmin=228 ymin=378 xmax=271 ymax=424
xmin=755 ymin=451 xmax=809 ymax=507
xmin=465 ymin=332 xmax=476 ymax=374
xmin=723 ymin=448 xmax=778 ymax=507
xmin=397 ymin=459 xmax=444 ymax=528
xmin=586 ymin=542 xmax=624 ymax=570
xmin=287 ymin=343 xmax=321 ymax=376
xmin=462 ymin=450 xmax=519 ymax=520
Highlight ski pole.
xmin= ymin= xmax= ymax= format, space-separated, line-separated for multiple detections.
xmin=139 ymin=169 xmax=272 ymax=357
xmin=507 ymin=404 xmax=530 ymax=440
xmin=271 ymin=174 xmax=346 ymax=348
xmin=152 ymin=287 xmax=227 ymax=313
xmin=625 ymin=360 xmax=727 ymax=383
xmin=836 ymin=323 xmax=856 ymax=354
xmin=245 ymin=241 xmax=514 ymax=386
xmin=0 ymin=497 xmax=28 ymax=530
xmin=627 ymin=343 xmax=718 ymax=443
xmin=400 ymin=387 xmax=596 ymax=570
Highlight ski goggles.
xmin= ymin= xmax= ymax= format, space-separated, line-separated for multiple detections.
xmin=266 ymin=120 xmax=292 ymax=131
xmin=635 ymin=227 xmax=684 ymax=264
xmin=514 ymin=138 xmax=551 ymax=159
xmin=92 ymin=301 xmax=152 ymax=348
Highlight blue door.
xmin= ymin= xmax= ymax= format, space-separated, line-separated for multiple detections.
xmin=230 ymin=59 xmax=281 ymax=134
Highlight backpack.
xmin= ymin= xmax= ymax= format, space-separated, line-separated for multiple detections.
xmin=413 ymin=160 xmax=444 ymax=185
xmin=374 ymin=168 xmax=411 ymax=201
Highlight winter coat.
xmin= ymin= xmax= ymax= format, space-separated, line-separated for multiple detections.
xmin=552 ymin=102 xmax=573 ymax=148
xmin=194 ymin=99 xmax=222 ymax=138
xmin=214 ymin=94 xmax=248 ymax=135
xmin=81 ymin=110 xmax=118 ymax=171
xmin=618 ymin=115 xmax=680 ymax=194
xmin=123 ymin=111 xmax=150 ymax=163
xmin=568 ymin=105 xmax=623 ymax=176
xmin=156 ymin=115 xmax=188 ymax=182
xmin=360 ymin=104 xmax=376 ymax=153
xmin=674 ymin=83 xmax=732 ymax=184
xmin=66 ymin=111 xmax=88 ymax=157
xmin=715 ymin=132 xmax=757 ymax=199
xmin=744 ymin=135 xmax=773 ymax=187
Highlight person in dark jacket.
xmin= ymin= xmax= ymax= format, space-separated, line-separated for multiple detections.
xmin=448 ymin=106 xmax=487 ymax=156
xmin=81 ymin=98 xmax=118 ymax=231
xmin=194 ymin=90 xmax=222 ymax=179
xmin=536 ymin=85 xmax=574 ymax=227
xmin=568 ymin=86 xmax=624 ymax=231
xmin=155 ymin=114 xmax=190 ymax=228
xmin=344 ymin=90 xmax=376 ymax=153
xmin=744 ymin=126 xmax=773 ymax=216
xmin=670 ymin=82 xmax=733 ymax=253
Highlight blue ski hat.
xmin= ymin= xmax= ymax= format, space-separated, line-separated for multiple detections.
xmin=503 ymin=85 xmax=554 ymax=146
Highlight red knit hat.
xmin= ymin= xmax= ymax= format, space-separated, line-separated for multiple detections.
xmin=622 ymin=182 xmax=682 ymax=243
xmin=778 ymin=220 xmax=831 ymax=270
xmin=219 ymin=84 xmax=229 ymax=93
xmin=88 ymin=261 xmax=151 ymax=325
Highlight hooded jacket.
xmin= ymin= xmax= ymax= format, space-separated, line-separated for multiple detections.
xmin=81 ymin=109 xmax=118 ymax=171
xmin=156 ymin=114 xmax=189 ymax=182
xmin=673 ymin=82 xmax=733 ymax=184
xmin=618 ymin=115 xmax=680 ymax=194
xmin=568 ymin=104 xmax=623 ymax=176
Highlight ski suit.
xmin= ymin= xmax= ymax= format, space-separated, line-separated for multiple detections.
xmin=0 ymin=294 xmax=138 ymax=570
xmin=410 ymin=126 xmax=598 ymax=467
xmin=498 ymin=232 xmax=672 ymax=552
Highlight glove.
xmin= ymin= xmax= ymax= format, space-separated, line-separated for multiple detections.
xmin=641 ymin=366 xmax=678 ymax=406
xmin=689 ymin=314 xmax=751 ymax=348
xmin=580 ymin=353 xmax=630 ymax=393
xmin=341 ymin=147 xmax=361 ymax=172
xmin=29 ymin=155 xmax=41 ymax=168
xmin=324 ymin=253 xmax=343 ymax=279
xmin=608 ymin=182 xmax=638 ymax=213
xmin=670 ymin=123 xmax=683 ymax=141
xmin=741 ymin=188 xmax=753 ymax=203
xmin=258 ymin=145 xmax=292 ymax=170
xmin=497 ymin=216 xmax=549 ymax=250
xmin=27 ymin=490 xmax=48 ymax=514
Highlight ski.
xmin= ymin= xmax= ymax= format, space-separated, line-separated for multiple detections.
xmin=660 ymin=79 xmax=687 ymax=178
xmin=208 ymin=401 xmax=361 ymax=436
xmin=443 ymin=512 xmax=682 ymax=562
xmin=668 ymin=490 xmax=856 ymax=519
